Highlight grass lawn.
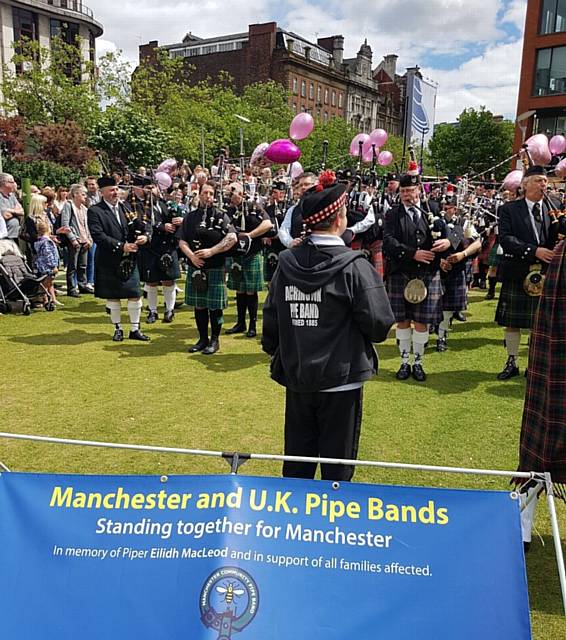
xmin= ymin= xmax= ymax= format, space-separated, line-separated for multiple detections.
xmin=1 ymin=281 xmax=565 ymax=637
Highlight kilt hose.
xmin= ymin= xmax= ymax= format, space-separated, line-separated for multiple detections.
xmin=351 ymin=239 xmax=384 ymax=278
xmin=495 ymin=278 xmax=540 ymax=329
xmin=227 ymin=252 xmax=264 ymax=292
xmin=185 ymin=265 xmax=228 ymax=310
xmin=442 ymin=270 xmax=467 ymax=311
xmin=518 ymin=241 xmax=566 ymax=499
xmin=386 ymin=271 xmax=444 ymax=325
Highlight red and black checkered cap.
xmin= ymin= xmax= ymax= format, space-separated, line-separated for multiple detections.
xmin=301 ymin=182 xmax=348 ymax=226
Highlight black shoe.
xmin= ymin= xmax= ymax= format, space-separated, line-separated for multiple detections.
xmin=202 ymin=338 xmax=219 ymax=355
xmin=225 ymin=323 xmax=246 ymax=335
xmin=485 ymin=291 xmax=495 ymax=300
xmin=112 ymin=328 xmax=124 ymax=342
xmin=524 ymin=368 xmax=528 ymax=378
xmin=246 ymin=325 xmax=257 ymax=338
xmin=395 ymin=363 xmax=411 ymax=380
xmin=436 ymin=337 xmax=447 ymax=352
xmin=452 ymin=311 xmax=466 ymax=322
xmin=67 ymin=290 xmax=81 ymax=298
xmin=412 ymin=363 xmax=427 ymax=382
xmin=146 ymin=310 xmax=158 ymax=324
xmin=163 ymin=310 xmax=175 ymax=323
xmin=79 ymin=285 xmax=94 ymax=294
xmin=174 ymin=300 xmax=184 ymax=309
xmin=497 ymin=358 xmax=519 ymax=380
xmin=523 ymin=541 xmax=531 ymax=553
xmin=188 ymin=338 xmax=209 ymax=353
xmin=129 ymin=329 xmax=150 ymax=342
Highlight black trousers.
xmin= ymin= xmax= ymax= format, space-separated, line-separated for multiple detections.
xmin=283 ymin=387 xmax=363 ymax=482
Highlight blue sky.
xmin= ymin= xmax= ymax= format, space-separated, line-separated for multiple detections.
xmin=93 ymin=0 xmax=527 ymax=124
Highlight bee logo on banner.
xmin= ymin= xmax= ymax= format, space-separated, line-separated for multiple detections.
xmin=200 ymin=566 xmax=259 ymax=639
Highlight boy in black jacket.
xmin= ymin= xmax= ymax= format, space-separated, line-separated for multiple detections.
xmin=262 ymin=171 xmax=395 ymax=481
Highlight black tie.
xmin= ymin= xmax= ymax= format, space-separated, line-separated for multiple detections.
xmin=532 ymin=202 xmax=542 ymax=240
xmin=409 ymin=206 xmax=419 ymax=224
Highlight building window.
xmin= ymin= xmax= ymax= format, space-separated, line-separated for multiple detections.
xmin=203 ymin=45 xmax=217 ymax=54
xmin=534 ymin=46 xmax=566 ymax=95
xmin=317 ymin=85 xmax=321 ymax=102
xmin=324 ymin=111 xmax=329 ymax=122
xmin=331 ymin=90 xmax=336 ymax=106
xmin=292 ymin=77 xmax=298 ymax=94
xmin=324 ymin=88 xmax=329 ymax=104
xmin=301 ymin=80 xmax=306 ymax=97
xmin=12 ymin=8 xmax=39 ymax=74
xmin=309 ymin=82 xmax=314 ymax=99
xmin=293 ymin=102 xmax=297 ymax=113
xmin=339 ymin=93 xmax=343 ymax=108
xmin=540 ymin=0 xmax=566 ymax=34
xmin=536 ymin=112 xmax=566 ymax=135
xmin=50 ymin=19 xmax=80 ymax=46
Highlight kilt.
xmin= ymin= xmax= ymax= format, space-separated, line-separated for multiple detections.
xmin=227 ymin=252 xmax=264 ymax=292
xmin=386 ymin=271 xmax=444 ymax=325
xmin=488 ymin=243 xmax=501 ymax=268
xmin=518 ymin=241 xmax=566 ymax=496
xmin=185 ymin=265 xmax=227 ymax=310
xmin=479 ymin=234 xmax=495 ymax=264
xmin=495 ymin=278 xmax=541 ymax=329
xmin=138 ymin=248 xmax=180 ymax=283
xmin=442 ymin=270 xmax=467 ymax=311
xmin=94 ymin=258 xmax=141 ymax=300
xmin=352 ymin=239 xmax=384 ymax=278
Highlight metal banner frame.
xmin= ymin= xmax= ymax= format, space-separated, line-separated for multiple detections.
xmin=0 ymin=430 xmax=564 ymax=616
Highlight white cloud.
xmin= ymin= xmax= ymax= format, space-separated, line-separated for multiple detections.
xmin=500 ymin=0 xmax=527 ymax=31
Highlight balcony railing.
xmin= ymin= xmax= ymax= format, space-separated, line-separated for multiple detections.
xmin=40 ymin=0 xmax=94 ymax=19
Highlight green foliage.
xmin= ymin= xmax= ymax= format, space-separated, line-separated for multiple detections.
xmin=89 ymin=106 xmax=173 ymax=170
xmin=429 ymin=107 xmax=514 ymax=179
xmin=2 ymin=38 xmax=100 ymax=133
xmin=4 ymin=158 xmax=82 ymax=187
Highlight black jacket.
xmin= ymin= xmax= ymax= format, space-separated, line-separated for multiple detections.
xmin=498 ymin=198 xmax=552 ymax=281
xmin=383 ymin=202 xmax=446 ymax=276
xmin=262 ymin=240 xmax=395 ymax=392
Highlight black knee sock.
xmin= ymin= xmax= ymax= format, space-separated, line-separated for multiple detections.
xmin=235 ymin=293 xmax=247 ymax=326
xmin=488 ymin=276 xmax=497 ymax=295
xmin=246 ymin=293 xmax=258 ymax=328
xmin=210 ymin=309 xmax=223 ymax=339
xmin=194 ymin=308 xmax=209 ymax=341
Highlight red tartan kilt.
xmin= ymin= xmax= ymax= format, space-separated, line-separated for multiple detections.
xmin=351 ymin=239 xmax=384 ymax=278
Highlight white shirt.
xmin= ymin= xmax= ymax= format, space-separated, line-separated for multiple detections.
xmin=279 ymin=204 xmax=296 ymax=248
xmin=525 ymin=198 xmax=544 ymax=243
xmin=103 ymin=199 xmax=121 ymax=226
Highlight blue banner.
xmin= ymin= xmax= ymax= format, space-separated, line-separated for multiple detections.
xmin=0 ymin=473 xmax=531 ymax=639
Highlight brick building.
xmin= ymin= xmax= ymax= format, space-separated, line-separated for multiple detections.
xmin=139 ymin=22 xmax=408 ymax=131
xmin=514 ymin=0 xmax=566 ymax=151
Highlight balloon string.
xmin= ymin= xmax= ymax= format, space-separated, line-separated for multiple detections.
xmin=468 ymin=152 xmax=521 ymax=181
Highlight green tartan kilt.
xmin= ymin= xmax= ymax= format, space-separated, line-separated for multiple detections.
xmin=495 ymin=278 xmax=541 ymax=329
xmin=226 ymin=252 xmax=264 ymax=292
xmin=185 ymin=266 xmax=228 ymax=310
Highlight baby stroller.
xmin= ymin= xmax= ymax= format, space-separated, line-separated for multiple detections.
xmin=0 ymin=254 xmax=54 ymax=314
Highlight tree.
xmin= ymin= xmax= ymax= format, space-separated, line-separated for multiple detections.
xmin=1 ymin=37 xmax=101 ymax=133
xmin=428 ymin=107 xmax=514 ymax=179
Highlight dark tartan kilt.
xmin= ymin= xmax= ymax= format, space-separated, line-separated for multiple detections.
xmin=227 ymin=252 xmax=264 ymax=292
xmin=386 ymin=271 xmax=444 ymax=325
xmin=465 ymin=260 xmax=473 ymax=285
xmin=495 ymin=278 xmax=540 ymax=328
xmin=138 ymin=248 xmax=180 ymax=283
xmin=94 ymin=258 xmax=140 ymax=300
xmin=488 ymin=243 xmax=501 ymax=268
xmin=442 ymin=270 xmax=467 ymax=311
xmin=352 ymin=239 xmax=384 ymax=278
xmin=479 ymin=234 xmax=495 ymax=264
xmin=264 ymin=240 xmax=284 ymax=282
xmin=185 ymin=265 xmax=227 ymax=310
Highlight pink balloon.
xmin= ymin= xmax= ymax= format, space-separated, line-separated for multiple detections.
xmin=251 ymin=142 xmax=270 ymax=166
xmin=378 ymin=150 xmax=393 ymax=166
xmin=155 ymin=171 xmax=172 ymax=190
xmin=265 ymin=139 xmax=302 ymax=164
xmin=370 ymin=128 xmax=388 ymax=147
xmin=349 ymin=133 xmax=369 ymax=157
xmin=290 ymin=161 xmax=303 ymax=179
xmin=289 ymin=113 xmax=314 ymax=141
xmin=549 ymin=134 xmax=566 ymax=156
xmin=157 ymin=158 xmax=177 ymax=175
xmin=555 ymin=158 xmax=566 ymax=179
xmin=502 ymin=169 xmax=523 ymax=192
xmin=525 ymin=134 xmax=551 ymax=166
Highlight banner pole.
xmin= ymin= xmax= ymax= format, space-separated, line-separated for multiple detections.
xmin=544 ymin=472 xmax=566 ymax=615
xmin=0 ymin=461 xmax=11 ymax=472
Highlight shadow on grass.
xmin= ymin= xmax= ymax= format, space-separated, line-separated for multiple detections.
xmin=440 ymin=337 xmax=502 ymax=352
xmin=189 ymin=351 xmax=269 ymax=372
xmin=526 ymin=534 xmax=566 ymax=615
xmin=371 ymin=368 xmax=499 ymax=394
xmin=484 ymin=381 xmax=526 ymax=400
xmin=10 ymin=329 xmax=111 ymax=346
